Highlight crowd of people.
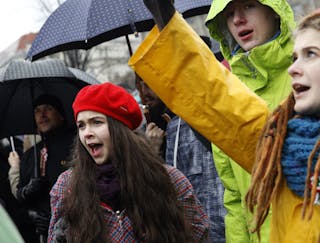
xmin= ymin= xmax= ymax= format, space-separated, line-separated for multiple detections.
xmin=129 ymin=0 xmax=320 ymax=242
xmin=0 ymin=0 xmax=320 ymax=242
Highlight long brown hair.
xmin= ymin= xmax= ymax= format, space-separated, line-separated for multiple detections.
xmin=246 ymin=63 xmax=320 ymax=239
xmin=62 ymin=117 xmax=191 ymax=242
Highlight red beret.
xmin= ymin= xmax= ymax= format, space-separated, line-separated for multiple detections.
xmin=72 ymin=82 xmax=142 ymax=130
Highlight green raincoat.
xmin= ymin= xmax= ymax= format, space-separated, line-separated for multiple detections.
xmin=205 ymin=0 xmax=295 ymax=242
xmin=129 ymin=12 xmax=320 ymax=243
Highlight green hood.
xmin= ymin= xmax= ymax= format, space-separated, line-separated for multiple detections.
xmin=205 ymin=0 xmax=295 ymax=59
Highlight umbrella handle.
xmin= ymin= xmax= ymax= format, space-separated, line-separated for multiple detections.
xmin=39 ymin=234 xmax=45 ymax=243
xmin=9 ymin=136 xmax=15 ymax=152
xmin=125 ymin=35 xmax=133 ymax=56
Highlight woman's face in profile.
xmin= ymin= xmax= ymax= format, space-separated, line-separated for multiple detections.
xmin=289 ymin=28 xmax=320 ymax=116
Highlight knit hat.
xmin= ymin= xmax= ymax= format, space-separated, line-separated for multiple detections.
xmin=33 ymin=94 xmax=65 ymax=117
xmin=72 ymin=82 xmax=142 ymax=130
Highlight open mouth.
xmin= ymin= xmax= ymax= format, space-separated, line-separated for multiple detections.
xmin=88 ymin=143 xmax=102 ymax=155
xmin=239 ymin=30 xmax=253 ymax=37
xmin=292 ymin=83 xmax=310 ymax=94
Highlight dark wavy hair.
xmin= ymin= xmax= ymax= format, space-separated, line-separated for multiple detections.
xmin=62 ymin=117 xmax=191 ymax=242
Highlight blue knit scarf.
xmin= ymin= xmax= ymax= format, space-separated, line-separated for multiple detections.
xmin=281 ymin=116 xmax=320 ymax=197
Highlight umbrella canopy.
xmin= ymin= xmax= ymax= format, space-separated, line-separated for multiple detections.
xmin=26 ymin=0 xmax=212 ymax=61
xmin=0 ymin=58 xmax=100 ymax=138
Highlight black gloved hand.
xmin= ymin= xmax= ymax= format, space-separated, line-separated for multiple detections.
xmin=17 ymin=177 xmax=48 ymax=202
xmin=143 ymin=0 xmax=175 ymax=30
xmin=28 ymin=210 xmax=50 ymax=236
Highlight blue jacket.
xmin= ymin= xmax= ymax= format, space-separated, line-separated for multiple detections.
xmin=166 ymin=116 xmax=225 ymax=242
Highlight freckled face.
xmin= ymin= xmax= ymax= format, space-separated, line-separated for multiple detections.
xmin=77 ymin=110 xmax=112 ymax=165
xmin=288 ymin=28 xmax=320 ymax=116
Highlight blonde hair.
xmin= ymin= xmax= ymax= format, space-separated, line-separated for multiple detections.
xmin=294 ymin=9 xmax=320 ymax=37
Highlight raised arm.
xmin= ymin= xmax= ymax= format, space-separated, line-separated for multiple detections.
xmin=129 ymin=7 xmax=269 ymax=172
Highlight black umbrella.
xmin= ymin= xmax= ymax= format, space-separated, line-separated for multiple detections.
xmin=26 ymin=0 xmax=212 ymax=60
xmin=0 ymin=58 xmax=100 ymax=139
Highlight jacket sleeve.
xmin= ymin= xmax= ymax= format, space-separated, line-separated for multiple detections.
xmin=8 ymin=166 xmax=20 ymax=198
xmin=129 ymin=12 xmax=269 ymax=173
xmin=167 ymin=166 xmax=210 ymax=242
xmin=48 ymin=170 xmax=70 ymax=242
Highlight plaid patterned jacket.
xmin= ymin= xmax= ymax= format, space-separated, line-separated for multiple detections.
xmin=48 ymin=165 xmax=209 ymax=242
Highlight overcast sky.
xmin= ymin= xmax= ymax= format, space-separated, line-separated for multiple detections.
xmin=0 ymin=0 xmax=61 ymax=52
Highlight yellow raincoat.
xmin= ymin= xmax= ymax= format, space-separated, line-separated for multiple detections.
xmin=129 ymin=12 xmax=320 ymax=243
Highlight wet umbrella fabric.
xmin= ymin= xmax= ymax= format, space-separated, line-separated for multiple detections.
xmin=26 ymin=0 xmax=212 ymax=60
xmin=0 ymin=58 xmax=99 ymax=139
